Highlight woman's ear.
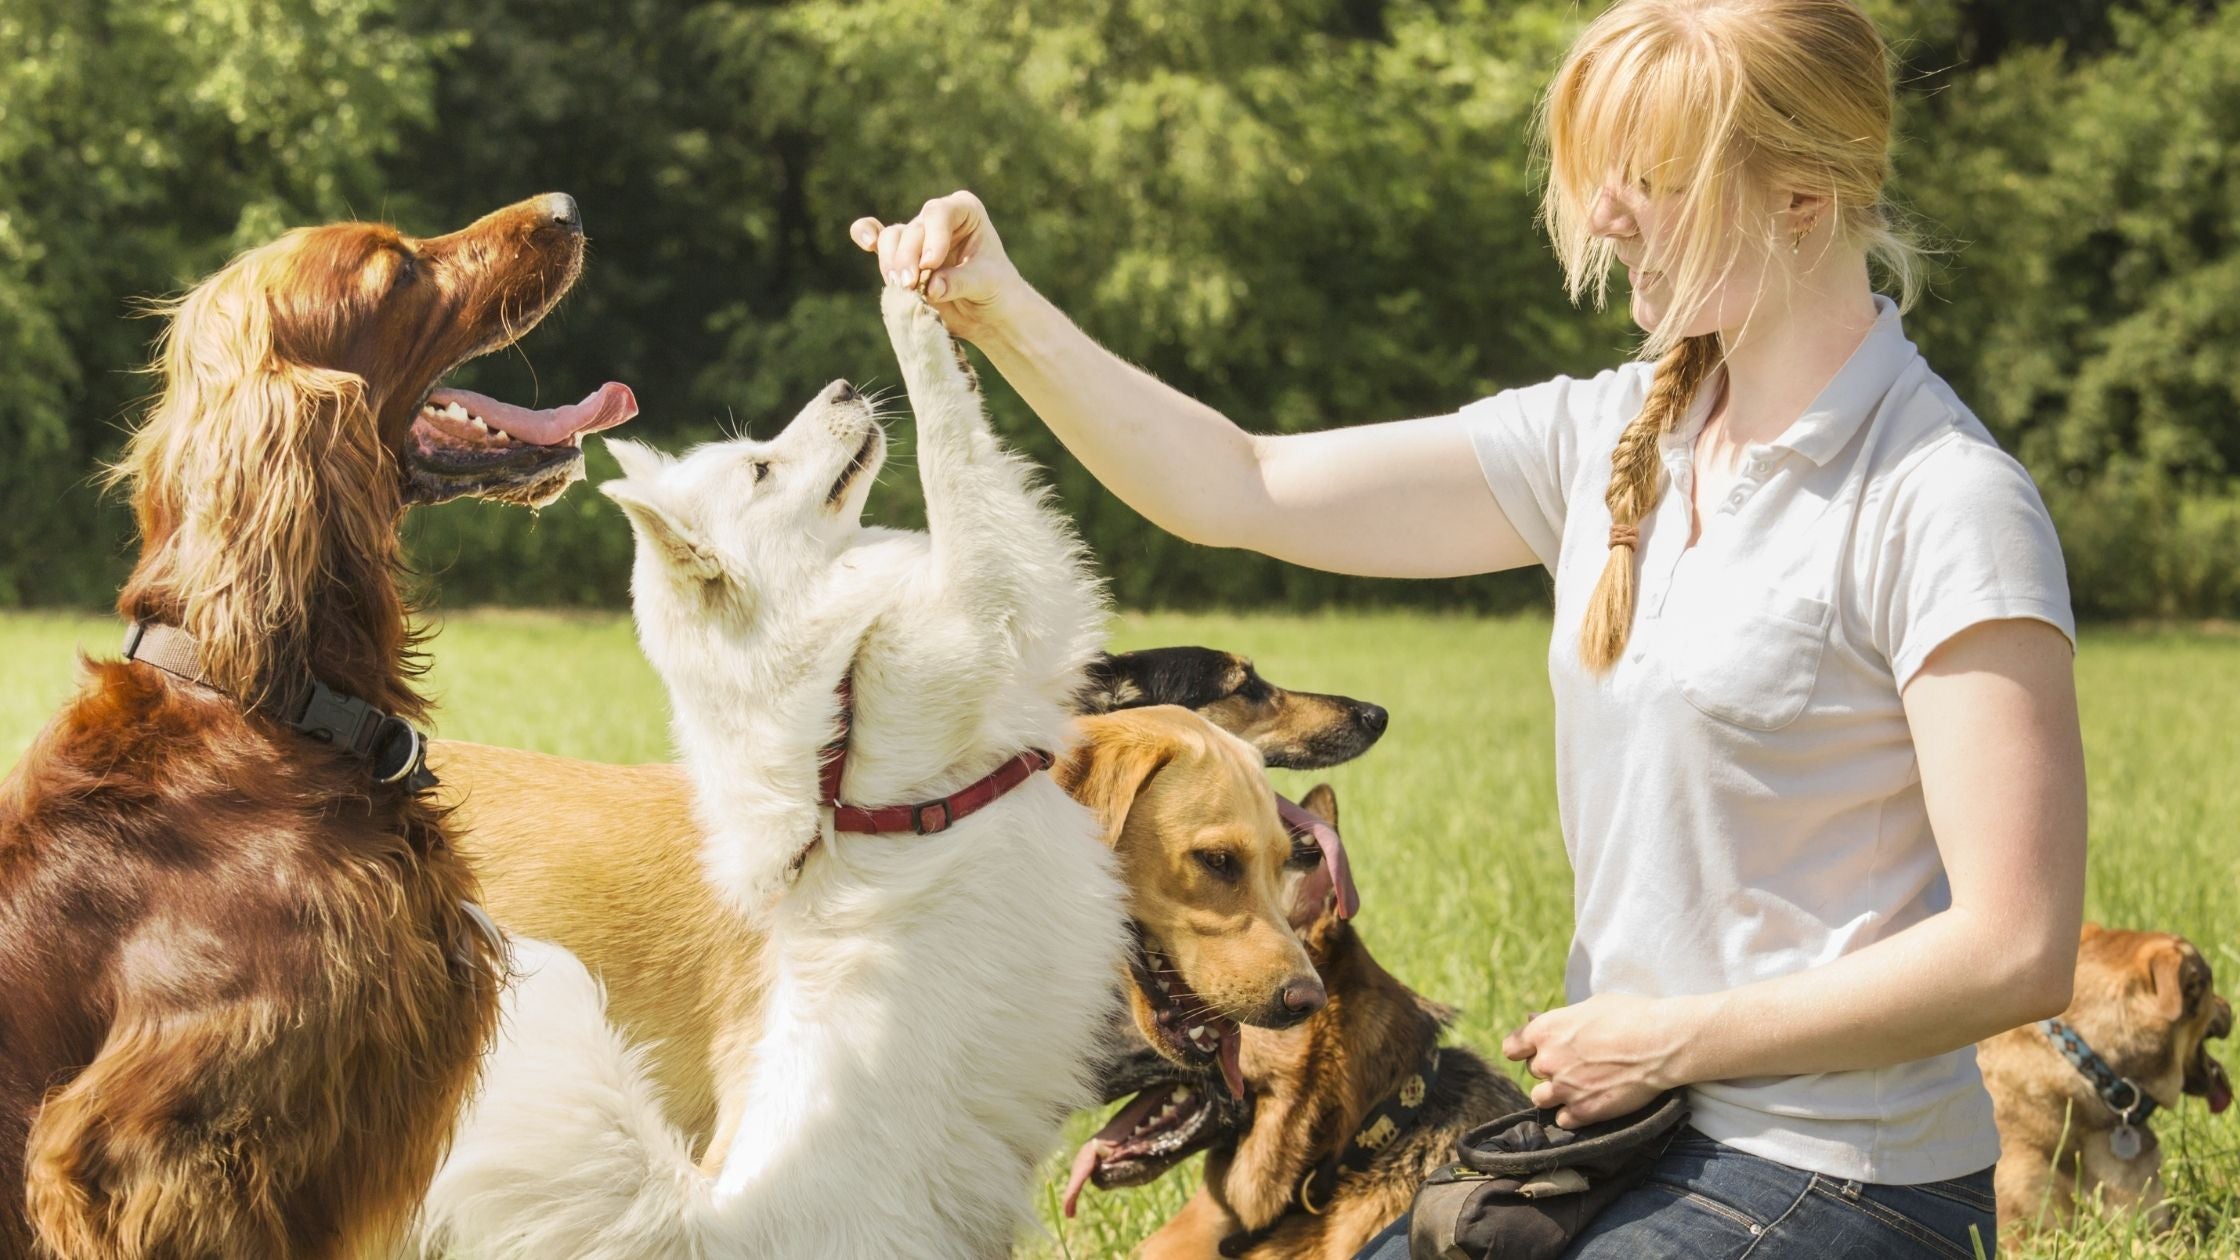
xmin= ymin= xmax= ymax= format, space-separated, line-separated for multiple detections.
xmin=1056 ymin=718 xmax=1173 ymax=851
xmin=602 ymin=480 xmax=721 ymax=582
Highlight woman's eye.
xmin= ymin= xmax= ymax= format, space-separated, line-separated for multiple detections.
xmin=753 ymin=462 xmax=771 ymax=484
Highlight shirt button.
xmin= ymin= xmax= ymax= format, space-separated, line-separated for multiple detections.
xmin=1728 ymin=489 xmax=1747 ymax=506
xmin=1748 ymin=459 xmax=1770 ymax=475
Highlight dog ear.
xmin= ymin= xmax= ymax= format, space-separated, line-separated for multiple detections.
xmin=2141 ymin=938 xmax=2189 ymax=1024
xmin=603 ymin=436 xmax=673 ymax=483
xmin=602 ymin=479 xmax=721 ymax=582
xmin=1055 ymin=724 xmax=1173 ymax=851
xmin=1301 ymin=783 xmax=1339 ymax=831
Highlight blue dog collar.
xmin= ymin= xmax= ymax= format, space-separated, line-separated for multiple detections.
xmin=2039 ymin=1017 xmax=2158 ymax=1130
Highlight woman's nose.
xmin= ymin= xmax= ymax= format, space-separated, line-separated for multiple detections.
xmin=1587 ymin=185 xmax=1634 ymax=239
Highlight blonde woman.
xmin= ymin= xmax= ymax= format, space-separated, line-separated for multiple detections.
xmin=857 ymin=0 xmax=2083 ymax=1254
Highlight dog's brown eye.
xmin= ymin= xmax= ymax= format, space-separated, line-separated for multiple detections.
xmin=1195 ymin=850 xmax=1239 ymax=880
xmin=1286 ymin=842 xmax=1321 ymax=871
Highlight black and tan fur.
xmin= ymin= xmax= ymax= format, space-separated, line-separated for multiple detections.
xmin=1079 ymin=648 xmax=1388 ymax=770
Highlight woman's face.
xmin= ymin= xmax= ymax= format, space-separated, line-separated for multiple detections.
xmin=1589 ymin=177 xmax=1786 ymax=341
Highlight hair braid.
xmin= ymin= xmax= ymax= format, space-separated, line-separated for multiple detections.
xmin=1579 ymin=333 xmax=1722 ymax=673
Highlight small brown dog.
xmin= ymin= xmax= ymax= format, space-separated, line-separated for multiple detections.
xmin=1978 ymin=923 xmax=2232 ymax=1242
xmin=427 ymin=704 xmax=1329 ymax=1169
xmin=1071 ymin=784 xmax=1532 ymax=1259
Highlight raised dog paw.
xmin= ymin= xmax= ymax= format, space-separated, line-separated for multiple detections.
xmin=880 ymin=286 xmax=980 ymax=394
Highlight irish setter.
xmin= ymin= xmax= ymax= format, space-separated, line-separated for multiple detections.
xmin=0 ymin=195 xmax=635 ymax=1258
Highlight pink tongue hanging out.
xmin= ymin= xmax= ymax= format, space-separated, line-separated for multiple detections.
xmin=1060 ymin=1087 xmax=1176 ymax=1217
xmin=2209 ymin=1059 xmax=2232 ymax=1115
xmin=429 ymin=381 xmax=637 ymax=445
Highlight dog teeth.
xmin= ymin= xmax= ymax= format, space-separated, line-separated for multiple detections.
xmin=1171 ymin=1086 xmax=1193 ymax=1104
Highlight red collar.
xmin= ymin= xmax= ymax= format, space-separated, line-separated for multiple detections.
xmin=813 ymin=676 xmax=1054 ymax=838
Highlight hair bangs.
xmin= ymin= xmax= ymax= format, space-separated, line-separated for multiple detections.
xmin=1540 ymin=8 xmax=1754 ymax=354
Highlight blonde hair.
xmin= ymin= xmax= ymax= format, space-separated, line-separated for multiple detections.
xmin=1536 ymin=0 xmax=1920 ymax=672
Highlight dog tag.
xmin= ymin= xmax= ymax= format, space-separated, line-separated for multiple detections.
xmin=2110 ymin=1123 xmax=2143 ymax=1161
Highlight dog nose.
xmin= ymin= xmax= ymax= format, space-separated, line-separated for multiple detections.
xmin=1356 ymin=704 xmax=1389 ymax=736
xmin=831 ymin=380 xmax=859 ymax=402
xmin=537 ymin=193 xmax=581 ymax=233
xmin=1267 ymin=977 xmax=1326 ymax=1027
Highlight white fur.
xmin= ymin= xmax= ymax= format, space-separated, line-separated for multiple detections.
xmin=420 ymin=289 xmax=1127 ymax=1259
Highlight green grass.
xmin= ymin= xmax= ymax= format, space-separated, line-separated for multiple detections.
xmin=3 ymin=610 xmax=2235 ymax=1257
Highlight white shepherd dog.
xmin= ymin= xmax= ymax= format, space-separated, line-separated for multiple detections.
xmin=418 ymin=288 xmax=1128 ymax=1259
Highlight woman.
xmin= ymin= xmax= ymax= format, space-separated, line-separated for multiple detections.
xmin=856 ymin=0 xmax=2085 ymax=1254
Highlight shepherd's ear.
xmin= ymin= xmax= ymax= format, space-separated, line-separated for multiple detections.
xmin=602 ymin=480 xmax=721 ymax=582
xmin=604 ymin=436 xmax=673 ymax=483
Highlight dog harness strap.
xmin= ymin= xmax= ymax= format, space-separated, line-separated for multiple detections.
xmin=2038 ymin=1018 xmax=2159 ymax=1128
xmin=120 ymin=620 xmax=437 ymax=794
xmin=1219 ymin=1043 xmax=1444 ymax=1256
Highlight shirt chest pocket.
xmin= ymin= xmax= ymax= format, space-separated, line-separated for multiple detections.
xmin=1666 ymin=584 xmax=1833 ymax=731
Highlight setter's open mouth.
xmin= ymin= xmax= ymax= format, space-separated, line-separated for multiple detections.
xmin=408 ymin=380 xmax=638 ymax=508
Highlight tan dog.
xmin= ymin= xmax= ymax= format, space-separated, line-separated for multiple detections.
xmin=428 ymin=703 xmax=1322 ymax=1167
xmin=1071 ymin=784 xmax=1531 ymax=1258
xmin=1978 ymin=923 xmax=2232 ymax=1242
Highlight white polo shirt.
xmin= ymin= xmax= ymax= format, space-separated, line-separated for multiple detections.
xmin=1461 ymin=297 xmax=2074 ymax=1184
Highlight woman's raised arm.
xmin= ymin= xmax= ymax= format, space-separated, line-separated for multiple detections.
xmin=854 ymin=192 xmax=1538 ymax=579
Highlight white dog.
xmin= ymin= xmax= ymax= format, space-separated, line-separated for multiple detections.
xmin=418 ymin=289 xmax=1128 ymax=1259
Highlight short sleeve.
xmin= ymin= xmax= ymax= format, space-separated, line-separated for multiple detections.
xmin=1461 ymin=367 xmax=1642 ymax=571
xmin=1872 ymin=435 xmax=2077 ymax=690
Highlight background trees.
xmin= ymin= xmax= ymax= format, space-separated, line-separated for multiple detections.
xmin=5 ymin=0 xmax=2235 ymax=615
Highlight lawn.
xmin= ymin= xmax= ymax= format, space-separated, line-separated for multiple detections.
xmin=2 ymin=609 xmax=2234 ymax=1257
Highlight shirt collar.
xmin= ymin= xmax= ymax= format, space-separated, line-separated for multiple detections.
xmin=1654 ymin=295 xmax=1916 ymax=469
xmin=1767 ymin=295 xmax=1916 ymax=466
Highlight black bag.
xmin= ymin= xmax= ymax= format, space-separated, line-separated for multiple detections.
xmin=1408 ymin=1091 xmax=1689 ymax=1260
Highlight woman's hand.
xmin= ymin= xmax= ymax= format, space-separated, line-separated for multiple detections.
xmin=1502 ymin=993 xmax=1702 ymax=1128
xmin=850 ymin=191 xmax=1022 ymax=342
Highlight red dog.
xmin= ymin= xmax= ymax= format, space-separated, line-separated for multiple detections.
xmin=0 ymin=195 xmax=634 ymax=1258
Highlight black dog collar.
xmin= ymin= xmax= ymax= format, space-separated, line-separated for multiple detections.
xmin=122 ymin=620 xmax=436 ymax=794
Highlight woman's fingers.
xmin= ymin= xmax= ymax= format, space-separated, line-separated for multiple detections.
xmin=876 ymin=222 xmax=909 ymax=281
xmin=917 ymin=198 xmax=960 ymax=279
xmin=849 ymin=217 xmax=884 ymax=252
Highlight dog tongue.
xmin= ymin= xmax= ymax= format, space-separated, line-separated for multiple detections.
xmin=2210 ymin=1059 xmax=2232 ymax=1115
xmin=1061 ymin=1140 xmax=1107 ymax=1218
xmin=429 ymin=382 xmax=638 ymax=446
xmin=1277 ymin=795 xmax=1359 ymax=920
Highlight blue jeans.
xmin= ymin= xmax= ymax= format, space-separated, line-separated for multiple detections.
xmin=1354 ymin=1128 xmax=1996 ymax=1259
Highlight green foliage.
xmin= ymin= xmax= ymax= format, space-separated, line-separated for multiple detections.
xmin=0 ymin=0 xmax=453 ymax=603
xmin=4 ymin=0 xmax=2238 ymax=615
